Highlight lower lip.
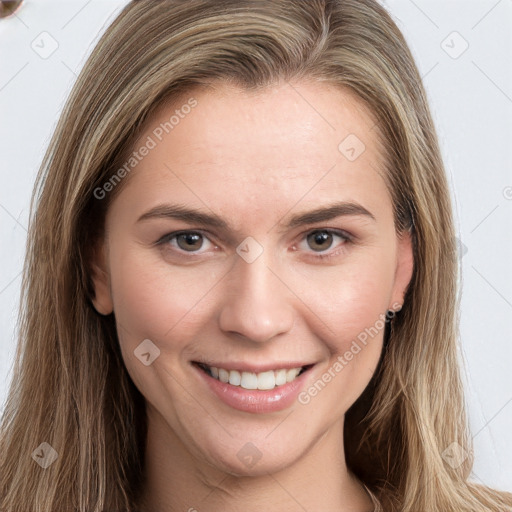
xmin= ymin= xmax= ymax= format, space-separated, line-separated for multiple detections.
xmin=193 ymin=364 xmax=312 ymax=414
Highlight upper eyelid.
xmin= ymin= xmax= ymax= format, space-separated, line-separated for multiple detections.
xmin=159 ymin=227 xmax=351 ymax=240
xmin=307 ymin=228 xmax=352 ymax=237
xmin=158 ymin=230 xmax=215 ymax=247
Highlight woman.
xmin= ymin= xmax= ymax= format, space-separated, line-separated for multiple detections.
xmin=1 ymin=1 xmax=511 ymax=511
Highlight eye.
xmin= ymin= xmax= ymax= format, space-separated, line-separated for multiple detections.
xmin=158 ymin=231 xmax=215 ymax=253
xmin=296 ymin=229 xmax=351 ymax=256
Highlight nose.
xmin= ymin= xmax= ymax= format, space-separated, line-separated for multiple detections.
xmin=218 ymin=250 xmax=294 ymax=344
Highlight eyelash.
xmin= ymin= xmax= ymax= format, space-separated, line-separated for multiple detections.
xmin=156 ymin=229 xmax=353 ymax=261
xmin=299 ymin=230 xmax=353 ymax=260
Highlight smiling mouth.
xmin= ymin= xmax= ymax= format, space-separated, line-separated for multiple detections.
xmin=194 ymin=362 xmax=313 ymax=391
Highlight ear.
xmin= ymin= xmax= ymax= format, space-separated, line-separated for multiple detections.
xmin=89 ymin=240 xmax=113 ymax=315
xmin=389 ymin=228 xmax=414 ymax=310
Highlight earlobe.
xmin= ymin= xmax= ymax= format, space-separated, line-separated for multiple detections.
xmin=89 ymin=243 xmax=113 ymax=316
xmin=390 ymin=229 xmax=414 ymax=310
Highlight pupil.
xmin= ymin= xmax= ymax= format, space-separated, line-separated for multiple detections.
xmin=178 ymin=233 xmax=202 ymax=251
xmin=308 ymin=231 xmax=332 ymax=251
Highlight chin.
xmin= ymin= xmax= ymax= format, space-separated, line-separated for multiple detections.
xmin=201 ymin=443 xmax=302 ymax=477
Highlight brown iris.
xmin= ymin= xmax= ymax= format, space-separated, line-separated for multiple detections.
xmin=176 ymin=233 xmax=203 ymax=251
xmin=306 ymin=231 xmax=333 ymax=251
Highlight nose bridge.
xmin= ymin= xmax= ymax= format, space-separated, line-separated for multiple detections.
xmin=218 ymin=247 xmax=294 ymax=343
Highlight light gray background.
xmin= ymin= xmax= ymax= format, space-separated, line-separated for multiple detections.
xmin=1 ymin=0 xmax=511 ymax=491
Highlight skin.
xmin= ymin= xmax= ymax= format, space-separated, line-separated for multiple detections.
xmin=91 ymin=80 xmax=413 ymax=512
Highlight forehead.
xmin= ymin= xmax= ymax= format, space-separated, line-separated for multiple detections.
xmin=109 ymin=80 xmax=392 ymax=229
xmin=150 ymin=80 xmax=380 ymax=168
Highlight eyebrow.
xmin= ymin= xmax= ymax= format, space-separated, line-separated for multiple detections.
xmin=137 ymin=204 xmax=229 ymax=229
xmin=284 ymin=202 xmax=376 ymax=228
xmin=136 ymin=201 xmax=376 ymax=230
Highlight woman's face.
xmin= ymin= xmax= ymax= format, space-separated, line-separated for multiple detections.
xmin=91 ymin=81 xmax=413 ymax=475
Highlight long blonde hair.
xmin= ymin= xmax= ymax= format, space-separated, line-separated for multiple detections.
xmin=1 ymin=1 xmax=511 ymax=511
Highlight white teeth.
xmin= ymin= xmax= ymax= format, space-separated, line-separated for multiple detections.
xmin=204 ymin=365 xmax=305 ymax=390
xmin=218 ymin=368 xmax=229 ymax=383
xmin=241 ymin=371 xmax=258 ymax=389
xmin=257 ymin=370 xmax=275 ymax=390
xmin=228 ymin=370 xmax=241 ymax=386
xmin=275 ymin=369 xmax=287 ymax=386
xmin=286 ymin=368 xmax=301 ymax=382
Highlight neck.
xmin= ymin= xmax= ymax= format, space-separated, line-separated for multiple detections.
xmin=137 ymin=406 xmax=374 ymax=512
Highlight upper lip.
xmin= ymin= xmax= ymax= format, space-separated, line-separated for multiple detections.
xmin=193 ymin=360 xmax=315 ymax=373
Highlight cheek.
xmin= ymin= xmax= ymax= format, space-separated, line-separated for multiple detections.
xmin=105 ymin=244 xmax=220 ymax=406
xmin=291 ymin=251 xmax=395 ymax=346
xmin=292 ymin=266 xmax=390 ymax=413
xmin=286 ymin=252 xmax=394 ymax=413
xmin=106 ymin=243 xmax=221 ymax=407
xmin=108 ymin=241 xmax=223 ymax=344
